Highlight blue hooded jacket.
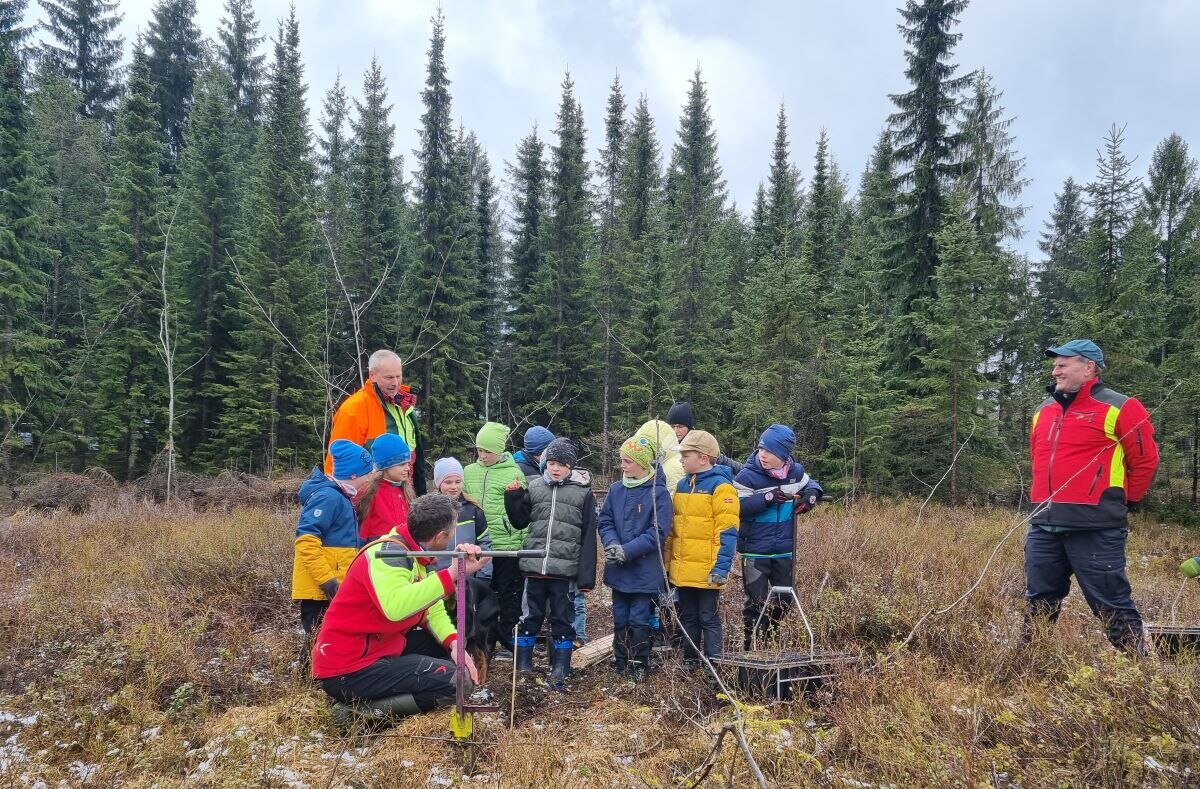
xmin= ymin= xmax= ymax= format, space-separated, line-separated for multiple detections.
xmin=598 ymin=466 xmax=673 ymax=594
xmin=733 ymin=453 xmax=823 ymax=557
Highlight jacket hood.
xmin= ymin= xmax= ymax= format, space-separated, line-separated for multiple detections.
xmin=635 ymin=420 xmax=680 ymax=461
xmin=300 ymin=467 xmax=344 ymax=504
xmin=691 ymin=464 xmax=733 ymax=485
xmin=548 ymin=468 xmax=592 ymax=487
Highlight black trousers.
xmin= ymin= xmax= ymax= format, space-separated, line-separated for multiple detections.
xmin=518 ymin=576 xmax=575 ymax=641
xmin=298 ymin=599 xmax=329 ymax=666
xmin=320 ymin=628 xmax=462 ymax=712
xmin=1024 ymin=525 xmax=1144 ymax=651
xmin=676 ymin=587 xmax=722 ymax=659
xmin=742 ymin=556 xmax=794 ymax=650
xmin=490 ymin=557 xmax=524 ymax=649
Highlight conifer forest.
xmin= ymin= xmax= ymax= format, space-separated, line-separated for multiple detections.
xmin=3 ymin=0 xmax=1199 ymax=514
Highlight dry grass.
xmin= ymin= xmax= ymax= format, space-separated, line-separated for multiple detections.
xmin=1 ymin=495 xmax=1198 ymax=787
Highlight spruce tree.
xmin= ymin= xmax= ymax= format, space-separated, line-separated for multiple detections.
xmin=823 ymin=132 xmax=904 ymax=493
xmin=315 ymin=73 xmax=357 ymax=389
xmin=592 ymin=74 xmax=627 ymax=451
xmin=38 ymin=0 xmax=123 ymax=119
xmin=1035 ymin=177 xmax=1088 ymax=342
xmin=907 ymin=192 xmax=1006 ymax=500
xmin=348 ymin=56 xmax=401 ymax=363
xmin=959 ymin=70 xmax=1028 ymax=247
xmin=524 ymin=72 xmax=595 ymax=436
xmin=213 ymin=9 xmax=322 ymax=472
xmin=763 ymin=104 xmax=801 ymax=255
xmin=1144 ymin=134 xmax=1198 ymax=359
xmin=0 ymin=0 xmax=54 ymax=476
xmin=664 ymin=68 xmax=728 ymax=406
xmin=733 ymin=106 xmax=812 ymax=448
xmin=27 ymin=61 xmax=106 ymax=343
xmin=172 ymin=65 xmax=240 ymax=462
xmin=886 ymin=0 xmax=973 ymax=372
xmin=504 ymin=126 xmax=546 ymax=418
xmin=145 ymin=0 xmax=203 ymax=167
xmin=470 ymin=137 xmax=505 ymax=420
xmin=1084 ymin=124 xmax=1141 ymax=289
xmin=802 ymin=129 xmax=842 ymax=289
xmin=90 ymin=47 xmax=167 ymax=479
xmin=408 ymin=12 xmax=482 ymax=455
xmin=217 ymin=0 xmax=265 ymax=123
xmin=615 ymin=94 xmax=675 ymax=425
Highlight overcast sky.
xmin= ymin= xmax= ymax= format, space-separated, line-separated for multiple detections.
xmin=29 ymin=0 xmax=1200 ymax=258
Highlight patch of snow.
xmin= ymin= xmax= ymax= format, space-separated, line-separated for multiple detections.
xmin=0 ymin=711 xmax=39 ymax=726
xmin=1 ymin=733 xmax=29 ymax=771
xmin=1144 ymin=756 xmax=1177 ymax=775
xmin=67 ymin=761 xmax=99 ymax=783
xmin=141 ymin=726 xmax=161 ymax=739
xmin=265 ymin=766 xmax=309 ymax=788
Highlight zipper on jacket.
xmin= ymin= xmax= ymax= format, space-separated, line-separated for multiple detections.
xmin=541 ymin=484 xmax=559 ymax=575
xmin=1087 ymin=464 xmax=1104 ymax=496
xmin=1046 ymin=414 xmax=1064 ymax=498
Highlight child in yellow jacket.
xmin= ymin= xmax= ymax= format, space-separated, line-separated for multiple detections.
xmin=292 ymin=440 xmax=379 ymax=655
xmin=665 ymin=430 xmax=740 ymax=667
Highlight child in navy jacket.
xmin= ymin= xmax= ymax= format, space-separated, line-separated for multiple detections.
xmin=599 ymin=436 xmax=673 ymax=680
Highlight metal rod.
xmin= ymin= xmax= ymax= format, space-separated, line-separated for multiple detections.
xmin=376 ymin=547 xmax=547 ymax=559
xmin=454 ymin=552 xmax=467 ymax=723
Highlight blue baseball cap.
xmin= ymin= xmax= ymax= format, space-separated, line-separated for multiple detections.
xmin=1045 ymin=339 xmax=1105 ymax=369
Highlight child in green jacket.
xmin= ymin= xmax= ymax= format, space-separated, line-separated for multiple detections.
xmin=463 ymin=421 xmax=526 ymax=657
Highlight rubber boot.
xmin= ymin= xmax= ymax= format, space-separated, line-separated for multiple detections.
xmin=331 ymin=693 xmax=421 ymax=732
xmin=629 ymin=626 xmax=651 ymax=682
xmin=515 ymin=635 xmax=537 ymax=673
xmin=549 ymin=638 xmax=573 ymax=690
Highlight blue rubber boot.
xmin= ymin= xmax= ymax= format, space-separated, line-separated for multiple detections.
xmin=549 ymin=638 xmax=573 ymax=690
xmin=515 ymin=635 xmax=537 ymax=674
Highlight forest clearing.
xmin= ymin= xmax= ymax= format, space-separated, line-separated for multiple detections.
xmin=2 ymin=491 xmax=1198 ymax=787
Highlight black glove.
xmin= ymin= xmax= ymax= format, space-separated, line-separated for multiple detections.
xmin=604 ymin=543 xmax=626 ymax=564
xmin=765 ymin=487 xmax=793 ymax=503
xmin=319 ymin=578 xmax=340 ymax=599
xmin=1126 ymin=500 xmax=1142 ymax=514
xmin=795 ymin=491 xmax=820 ymax=514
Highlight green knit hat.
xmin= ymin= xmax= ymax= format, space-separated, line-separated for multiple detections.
xmin=620 ymin=435 xmax=656 ymax=472
xmin=475 ymin=421 xmax=510 ymax=455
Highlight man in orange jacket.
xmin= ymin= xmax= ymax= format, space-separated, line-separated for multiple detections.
xmin=325 ymin=350 xmax=426 ymax=494
xmin=1025 ymin=339 xmax=1159 ymax=654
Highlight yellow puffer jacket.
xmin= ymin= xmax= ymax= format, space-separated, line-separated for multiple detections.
xmin=291 ymin=469 xmax=361 ymax=600
xmin=667 ymin=465 xmax=740 ymax=589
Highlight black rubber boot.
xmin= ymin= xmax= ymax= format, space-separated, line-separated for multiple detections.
xmin=549 ymin=638 xmax=573 ymax=690
xmin=331 ymin=693 xmax=421 ymax=732
xmin=515 ymin=635 xmax=536 ymax=673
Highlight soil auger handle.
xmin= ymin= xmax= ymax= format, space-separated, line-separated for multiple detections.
xmin=375 ymin=547 xmax=548 ymax=559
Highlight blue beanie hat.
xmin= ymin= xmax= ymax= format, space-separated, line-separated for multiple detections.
xmin=757 ymin=424 xmax=796 ymax=462
xmin=330 ymin=439 xmax=375 ymax=480
xmin=523 ymin=425 xmax=555 ymax=457
xmin=371 ymin=433 xmax=412 ymax=470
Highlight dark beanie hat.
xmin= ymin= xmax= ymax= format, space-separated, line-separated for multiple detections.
xmin=543 ymin=437 xmax=578 ymax=468
xmin=666 ymin=402 xmax=695 ymax=429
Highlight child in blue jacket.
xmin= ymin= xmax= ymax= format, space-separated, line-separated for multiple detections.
xmin=733 ymin=424 xmax=823 ymax=650
xmin=599 ymin=436 xmax=673 ymax=681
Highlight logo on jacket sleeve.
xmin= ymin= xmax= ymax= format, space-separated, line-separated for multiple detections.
xmin=313 ymin=508 xmax=323 ymax=517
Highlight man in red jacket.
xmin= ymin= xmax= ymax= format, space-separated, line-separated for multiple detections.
xmin=1025 ymin=339 xmax=1159 ymax=653
xmin=313 ymin=494 xmax=489 ymax=725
